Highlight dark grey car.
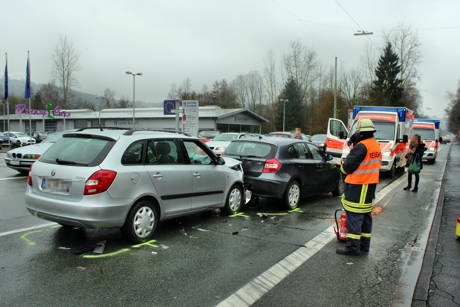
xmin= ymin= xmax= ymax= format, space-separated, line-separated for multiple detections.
xmin=224 ymin=137 xmax=342 ymax=209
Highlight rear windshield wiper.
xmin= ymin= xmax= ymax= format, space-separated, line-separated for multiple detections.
xmin=56 ymin=158 xmax=88 ymax=166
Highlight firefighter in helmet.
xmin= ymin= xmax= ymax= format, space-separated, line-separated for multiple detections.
xmin=337 ymin=118 xmax=382 ymax=256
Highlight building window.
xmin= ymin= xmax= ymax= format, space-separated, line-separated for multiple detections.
xmin=74 ymin=120 xmax=88 ymax=129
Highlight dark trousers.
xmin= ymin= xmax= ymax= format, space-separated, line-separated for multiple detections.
xmin=346 ymin=211 xmax=372 ymax=252
xmin=407 ymin=172 xmax=420 ymax=189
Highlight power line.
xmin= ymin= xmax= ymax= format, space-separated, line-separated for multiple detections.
xmin=334 ymin=0 xmax=365 ymax=31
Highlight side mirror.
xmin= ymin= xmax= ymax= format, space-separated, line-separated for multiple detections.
xmin=216 ymin=157 xmax=225 ymax=165
xmin=402 ymin=135 xmax=408 ymax=143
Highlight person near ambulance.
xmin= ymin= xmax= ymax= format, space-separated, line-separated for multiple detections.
xmin=337 ymin=118 xmax=382 ymax=256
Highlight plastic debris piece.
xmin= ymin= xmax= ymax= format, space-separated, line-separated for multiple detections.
xmin=257 ymin=213 xmax=268 ymax=219
xmin=241 ymin=227 xmax=249 ymax=232
xmin=346 ymin=262 xmax=354 ymax=265
xmin=76 ymin=266 xmax=86 ymax=270
xmin=58 ymin=246 xmax=71 ymax=250
xmin=151 ymin=251 xmax=158 ymax=255
xmin=232 ymin=231 xmax=239 ymax=235
xmin=196 ymin=228 xmax=210 ymax=232
xmin=93 ymin=240 xmax=106 ymax=254
xmin=160 ymin=244 xmax=169 ymax=250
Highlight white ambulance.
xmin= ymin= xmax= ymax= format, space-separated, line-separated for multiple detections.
xmin=412 ymin=119 xmax=440 ymax=164
xmin=327 ymin=106 xmax=415 ymax=177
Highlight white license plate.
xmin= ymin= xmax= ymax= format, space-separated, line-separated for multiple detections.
xmin=41 ymin=178 xmax=71 ymax=193
xmin=9 ymin=160 xmax=20 ymax=166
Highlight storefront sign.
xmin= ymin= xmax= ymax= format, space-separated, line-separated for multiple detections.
xmin=15 ymin=104 xmax=71 ymax=119
xmin=182 ymin=100 xmax=199 ymax=137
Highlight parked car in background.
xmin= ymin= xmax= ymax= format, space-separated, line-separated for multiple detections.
xmin=6 ymin=131 xmax=36 ymax=146
xmin=33 ymin=131 xmax=49 ymax=143
xmin=25 ymin=128 xmax=245 ymax=243
xmin=310 ymin=134 xmax=327 ymax=148
xmin=198 ymin=130 xmax=220 ymax=142
xmin=5 ymin=131 xmax=67 ymax=174
xmin=207 ymin=132 xmax=258 ymax=156
xmin=223 ymin=138 xmax=342 ymax=210
xmin=0 ymin=132 xmax=9 ymax=145
xmin=268 ymin=131 xmax=311 ymax=141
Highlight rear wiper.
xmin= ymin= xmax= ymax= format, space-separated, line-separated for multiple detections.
xmin=56 ymin=158 xmax=88 ymax=166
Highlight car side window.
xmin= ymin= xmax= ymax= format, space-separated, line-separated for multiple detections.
xmin=183 ymin=141 xmax=213 ymax=165
xmin=306 ymin=143 xmax=323 ymax=160
xmin=146 ymin=140 xmax=182 ymax=165
xmin=122 ymin=141 xmax=144 ymax=165
xmin=289 ymin=143 xmax=309 ymax=159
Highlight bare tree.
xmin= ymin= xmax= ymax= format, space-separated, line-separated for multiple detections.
xmin=101 ymin=88 xmax=116 ymax=109
xmin=263 ymin=50 xmax=279 ymax=129
xmin=52 ymin=35 xmax=79 ymax=108
xmin=339 ymin=68 xmax=364 ymax=107
xmin=384 ymin=24 xmax=421 ymax=88
xmin=231 ymin=74 xmax=249 ymax=108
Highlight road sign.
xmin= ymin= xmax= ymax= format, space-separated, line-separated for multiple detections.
xmin=182 ymin=100 xmax=199 ymax=137
xmin=163 ymin=100 xmax=177 ymax=115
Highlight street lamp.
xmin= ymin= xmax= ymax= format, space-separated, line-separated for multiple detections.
xmin=126 ymin=71 xmax=143 ymax=129
xmin=280 ymin=99 xmax=288 ymax=132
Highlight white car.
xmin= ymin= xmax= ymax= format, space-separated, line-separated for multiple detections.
xmin=5 ymin=132 xmax=64 ymax=174
xmin=207 ymin=133 xmax=259 ymax=156
xmin=7 ymin=132 xmax=36 ymax=146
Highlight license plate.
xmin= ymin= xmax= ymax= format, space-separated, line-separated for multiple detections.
xmin=41 ymin=178 xmax=71 ymax=193
xmin=9 ymin=160 xmax=20 ymax=166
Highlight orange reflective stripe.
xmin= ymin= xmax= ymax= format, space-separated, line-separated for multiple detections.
xmin=345 ymin=138 xmax=382 ymax=185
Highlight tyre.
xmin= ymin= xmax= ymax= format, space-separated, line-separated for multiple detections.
xmin=122 ymin=200 xmax=159 ymax=243
xmin=224 ymin=184 xmax=243 ymax=215
xmin=284 ymin=181 xmax=301 ymax=210
xmin=332 ymin=174 xmax=344 ymax=196
xmin=390 ymin=162 xmax=397 ymax=178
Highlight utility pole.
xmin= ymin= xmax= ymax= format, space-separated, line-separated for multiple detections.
xmin=333 ymin=57 xmax=337 ymax=119
xmin=281 ymin=99 xmax=288 ymax=132
xmin=126 ymin=71 xmax=142 ymax=129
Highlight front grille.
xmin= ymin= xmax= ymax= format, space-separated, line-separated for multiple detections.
xmin=17 ymin=153 xmax=22 ymax=158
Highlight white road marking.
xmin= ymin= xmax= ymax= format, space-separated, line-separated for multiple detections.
xmin=0 ymin=177 xmax=27 ymax=181
xmin=217 ymin=175 xmax=407 ymax=307
xmin=0 ymin=222 xmax=57 ymax=238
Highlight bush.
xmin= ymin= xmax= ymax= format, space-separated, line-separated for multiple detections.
xmin=10 ymin=141 xmax=21 ymax=150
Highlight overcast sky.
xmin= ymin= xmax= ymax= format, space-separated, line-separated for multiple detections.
xmin=2 ymin=0 xmax=460 ymax=118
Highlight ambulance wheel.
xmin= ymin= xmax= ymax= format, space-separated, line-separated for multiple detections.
xmin=284 ymin=181 xmax=301 ymax=210
xmin=390 ymin=163 xmax=397 ymax=178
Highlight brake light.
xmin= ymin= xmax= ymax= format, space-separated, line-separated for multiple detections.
xmin=263 ymin=158 xmax=281 ymax=173
xmin=27 ymin=164 xmax=33 ymax=186
xmin=84 ymin=170 xmax=117 ymax=195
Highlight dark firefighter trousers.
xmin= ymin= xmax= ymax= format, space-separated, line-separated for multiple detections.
xmin=346 ymin=211 xmax=372 ymax=252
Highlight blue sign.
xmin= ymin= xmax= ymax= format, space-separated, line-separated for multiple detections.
xmin=163 ymin=100 xmax=177 ymax=115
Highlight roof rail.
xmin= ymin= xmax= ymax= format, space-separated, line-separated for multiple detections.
xmin=123 ymin=129 xmax=191 ymax=137
xmin=76 ymin=126 xmax=129 ymax=132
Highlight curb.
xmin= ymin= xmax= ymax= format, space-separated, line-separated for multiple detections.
xmin=392 ymin=143 xmax=452 ymax=307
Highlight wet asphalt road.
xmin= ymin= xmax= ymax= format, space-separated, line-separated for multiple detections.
xmin=0 ymin=145 xmax=451 ymax=306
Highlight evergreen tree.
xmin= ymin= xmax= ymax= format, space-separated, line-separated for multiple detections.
xmin=276 ymin=78 xmax=304 ymax=131
xmin=371 ymin=43 xmax=403 ymax=106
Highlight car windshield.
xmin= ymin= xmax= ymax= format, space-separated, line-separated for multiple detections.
xmin=40 ymin=136 xmax=114 ymax=166
xmin=414 ymin=128 xmax=435 ymax=141
xmin=349 ymin=120 xmax=396 ymax=141
xmin=311 ymin=134 xmax=326 ymax=142
xmin=224 ymin=141 xmax=275 ymax=158
xmin=15 ymin=132 xmax=29 ymax=137
xmin=213 ymin=134 xmax=238 ymax=141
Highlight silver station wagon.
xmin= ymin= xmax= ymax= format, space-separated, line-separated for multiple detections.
xmin=25 ymin=128 xmax=245 ymax=242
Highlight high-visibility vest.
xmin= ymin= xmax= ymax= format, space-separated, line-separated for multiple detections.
xmin=345 ymin=138 xmax=382 ymax=185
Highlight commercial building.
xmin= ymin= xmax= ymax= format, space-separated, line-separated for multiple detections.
xmin=0 ymin=105 xmax=267 ymax=134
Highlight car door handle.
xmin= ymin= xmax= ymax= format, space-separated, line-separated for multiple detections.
xmin=328 ymin=139 xmax=333 ymax=142
xmin=296 ymin=164 xmax=304 ymax=169
xmin=193 ymin=172 xmax=201 ymax=178
xmin=152 ymin=173 xmax=163 ymax=179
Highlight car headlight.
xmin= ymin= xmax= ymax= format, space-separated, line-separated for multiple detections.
xmin=23 ymin=154 xmax=40 ymax=159
xmin=382 ymin=150 xmax=391 ymax=157
xmin=215 ymin=147 xmax=225 ymax=151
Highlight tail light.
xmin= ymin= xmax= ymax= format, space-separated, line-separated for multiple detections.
xmin=27 ymin=164 xmax=33 ymax=186
xmin=84 ymin=170 xmax=117 ymax=195
xmin=263 ymin=158 xmax=281 ymax=173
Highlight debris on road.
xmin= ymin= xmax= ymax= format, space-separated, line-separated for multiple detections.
xmin=58 ymin=246 xmax=71 ymax=250
xmin=196 ymin=228 xmax=210 ymax=232
xmin=232 ymin=231 xmax=239 ymax=235
xmin=151 ymin=251 xmax=158 ymax=255
xmin=76 ymin=266 xmax=86 ymax=270
xmin=93 ymin=241 xmax=106 ymax=254
xmin=160 ymin=244 xmax=169 ymax=250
